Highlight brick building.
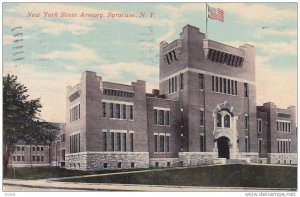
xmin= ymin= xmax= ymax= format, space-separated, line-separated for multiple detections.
xmin=63 ymin=24 xmax=296 ymax=170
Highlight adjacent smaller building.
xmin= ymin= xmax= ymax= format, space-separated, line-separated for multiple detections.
xmin=257 ymin=102 xmax=297 ymax=164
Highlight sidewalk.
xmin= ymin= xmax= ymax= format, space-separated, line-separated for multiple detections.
xmin=3 ymin=179 xmax=295 ymax=192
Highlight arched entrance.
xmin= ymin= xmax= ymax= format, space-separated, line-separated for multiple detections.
xmin=217 ymin=136 xmax=230 ymax=159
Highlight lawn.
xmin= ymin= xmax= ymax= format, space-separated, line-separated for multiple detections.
xmin=63 ymin=164 xmax=297 ymax=188
xmin=4 ymin=166 xmax=145 ymax=180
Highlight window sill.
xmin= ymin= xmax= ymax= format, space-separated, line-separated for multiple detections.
xmin=212 ymin=91 xmax=238 ymax=96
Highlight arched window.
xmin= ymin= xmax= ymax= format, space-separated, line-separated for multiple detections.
xmin=217 ymin=113 xmax=222 ymax=127
xmin=224 ymin=114 xmax=231 ymax=128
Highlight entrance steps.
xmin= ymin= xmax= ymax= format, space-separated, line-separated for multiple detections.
xmin=226 ymin=159 xmax=249 ymax=165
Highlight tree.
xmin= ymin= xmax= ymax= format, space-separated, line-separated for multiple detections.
xmin=3 ymin=74 xmax=57 ymax=175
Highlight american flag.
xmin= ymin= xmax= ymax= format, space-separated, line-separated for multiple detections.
xmin=208 ymin=5 xmax=224 ymax=22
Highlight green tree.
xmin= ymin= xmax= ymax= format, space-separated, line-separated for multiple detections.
xmin=3 ymin=74 xmax=57 ymax=175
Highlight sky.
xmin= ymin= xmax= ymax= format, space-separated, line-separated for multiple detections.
xmin=2 ymin=2 xmax=297 ymax=123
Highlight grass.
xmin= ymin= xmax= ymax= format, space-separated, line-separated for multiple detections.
xmin=63 ymin=164 xmax=297 ymax=188
xmin=4 ymin=166 xmax=145 ymax=180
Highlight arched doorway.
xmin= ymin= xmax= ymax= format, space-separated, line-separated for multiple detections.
xmin=217 ymin=137 xmax=230 ymax=159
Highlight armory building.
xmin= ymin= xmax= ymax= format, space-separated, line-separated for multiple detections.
xmin=10 ymin=25 xmax=296 ymax=170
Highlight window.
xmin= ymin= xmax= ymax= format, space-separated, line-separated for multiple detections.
xmin=245 ymin=137 xmax=249 ymax=152
xmin=32 ymin=147 xmax=35 ymax=151
xmin=37 ymin=147 xmax=40 ymax=151
xmin=160 ymin=135 xmax=165 ymax=152
xmin=22 ymin=156 xmax=25 ymax=161
xmin=13 ymin=156 xmax=16 ymax=161
xmin=200 ymin=109 xmax=204 ymax=126
xmin=166 ymin=135 xmax=170 ymax=152
xmin=158 ymin=110 xmax=165 ymax=125
xmin=245 ymin=115 xmax=249 ymax=130
xmin=116 ymin=133 xmax=121 ymax=151
xmin=244 ymin=83 xmax=248 ymax=97
xmin=123 ymin=133 xmax=126 ymax=151
xmin=212 ymin=76 xmax=237 ymax=95
xmin=17 ymin=146 xmax=20 ymax=151
xmin=175 ymin=76 xmax=178 ymax=91
xmin=111 ymin=132 xmax=114 ymax=151
xmin=110 ymin=103 xmax=114 ymax=118
xmin=103 ymin=132 xmax=107 ymax=151
xmin=116 ymin=104 xmax=121 ymax=119
xmin=41 ymin=156 xmax=44 ymax=162
xmin=167 ymin=162 xmax=171 ymax=167
xmin=212 ymin=76 xmax=215 ymax=91
xmin=180 ymin=73 xmax=184 ymax=90
xmin=219 ymin=77 xmax=222 ymax=92
xmin=154 ymin=109 xmax=157 ymax=124
xmin=122 ymin=105 xmax=126 ymax=119
xmin=223 ymin=78 xmax=227 ymax=93
xmin=104 ymin=163 xmax=108 ymax=168
xmin=155 ymin=162 xmax=159 ymax=167
xmin=258 ymin=139 xmax=262 ymax=154
xmin=154 ymin=135 xmax=158 ymax=152
xmin=169 ymin=76 xmax=178 ymax=94
xmin=235 ymin=81 xmax=237 ymax=95
xmin=70 ymin=133 xmax=80 ymax=153
xmin=37 ymin=156 xmax=40 ymax=162
xmin=165 ymin=111 xmax=170 ymax=126
xmin=41 ymin=147 xmax=44 ymax=151
xmin=277 ymin=140 xmax=280 ymax=153
xmin=227 ymin=79 xmax=231 ymax=94
xmin=62 ymin=149 xmax=65 ymax=160
xmin=216 ymin=77 xmax=219 ymax=92
xmin=102 ymin=102 xmax=106 ymax=117
xmin=70 ymin=104 xmax=80 ymax=122
xmin=61 ymin=134 xmax=65 ymax=142
xmin=129 ymin=105 xmax=134 ymax=120
xmin=131 ymin=163 xmax=135 ymax=168
xmin=130 ymin=133 xmax=134 ymax=152
xmin=231 ymin=80 xmax=234 ymax=95
xmin=217 ymin=113 xmax=222 ymax=127
xmin=164 ymin=50 xmax=178 ymax=65
xmin=224 ymin=114 xmax=230 ymax=128
xmin=17 ymin=156 xmax=20 ymax=161
xmin=200 ymin=134 xmax=205 ymax=152
xmin=168 ymin=79 xmax=171 ymax=94
xmin=21 ymin=146 xmax=25 ymax=151
xmin=199 ymin=74 xmax=204 ymax=90
xmin=257 ymin=119 xmax=262 ymax=133
xmin=118 ymin=162 xmax=122 ymax=168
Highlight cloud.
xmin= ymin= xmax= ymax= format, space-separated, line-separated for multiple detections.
xmin=218 ymin=3 xmax=297 ymax=24
xmin=39 ymin=43 xmax=101 ymax=62
xmin=255 ymin=28 xmax=297 ymax=38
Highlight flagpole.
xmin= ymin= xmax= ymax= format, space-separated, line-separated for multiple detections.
xmin=206 ymin=3 xmax=208 ymax=39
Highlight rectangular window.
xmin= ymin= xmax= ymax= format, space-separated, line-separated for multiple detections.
xmin=41 ymin=156 xmax=44 ymax=162
xmin=200 ymin=109 xmax=204 ymax=126
xmin=165 ymin=111 xmax=170 ymax=126
xmin=277 ymin=140 xmax=280 ymax=153
xmin=70 ymin=105 xmax=80 ymax=122
xmin=13 ymin=156 xmax=16 ymax=161
xmin=116 ymin=133 xmax=121 ymax=151
xmin=212 ymin=76 xmax=215 ymax=91
xmin=123 ymin=133 xmax=126 ymax=152
xmin=21 ymin=146 xmax=25 ymax=151
xmin=22 ymin=156 xmax=25 ymax=161
xmin=223 ymin=78 xmax=227 ymax=93
xmin=174 ymin=76 xmax=177 ymax=91
xmin=258 ymin=139 xmax=262 ymax=154
xmin=200 ymin=134 xmax=205 ymax=152
xmin=257 ymin=119 xmax=262 ymax=133
xmin=37 ymin=147 xmax=40 ymax=151
xmin=166 ymin=135 xmax=170 ymax=152
xmin=104 ymin=163 xmax=108 ymax=168
xmin=244 ymin=83 xmax=248 ymax=97
xmin=158 ymin=110 xmax=165 ymax=125
xmin=131 ymin=163 xmax=135 ymax=168
xmin=116 ymin=104 xmax=120 ymax=119
xmin=154 ymin=109 xmax=157 ymax=124
xmin=110 ymin=103 xmax=114 ymax=118
xmin=129 ymin=105 xmax=133 ymax=120
xmin=289 ymin=123 xmax=291 ymax=132
xmin=102 ymin=102 xmax=106 ymax=117
xmin=130 ymin=133 xmax=134 ymax=152
xmin=103 ymin=132 xmax=107 ymax=151
xmin=32 ymin=156 xmax=35 ymax=161
xmin=180 ymin=73 xmax=184 ymax=90
xmin=111 ymin=132 xmax=114 ymax=151
xmin=122 ymin=105 xmax=126 ymax=119
xmin=171 ymin=77 xmax=174 ymax=93
xmin=216 ymin=77 xmax=219 ymax=92
xmin=168 ymin=79 xmax=171 ymax=94
xmin=118 ymin=162 xmax=122 ymax=168
xmin=245 ymin=137 xmax=249 ymax=152
xmin=17 ymin=146 xmax=20 ymax=151
xmin=37 ymin=156 xmax=40 ymax=162
xmin=17 ymin=156 xmax=20 ymax=161
xmin=231 ymin=80 xmax=234 ymax=95
xmin=277 ymin=122 xmax=279 ymax=131
xmin=154 ymin=135 xmax=158 ymax=152
xmin=199 ymin=74 xmax=204 ymax=90
xmin=245 ymin=116 xmax=249 ymax=130
xmin=227 ymin=79 xmax=231 ymax=94
xmin=160 ymin=135 xmax=165 ymax=152
xmin=235 ymin=81 xmax=237 ymax=95
xmin=32 ymin=147 xmax=35 ymax=151
xmin=167 ymin=162 xmax=171 ymax=167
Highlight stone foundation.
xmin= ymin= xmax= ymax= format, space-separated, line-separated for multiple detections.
xmin=258 ymin=158 xmax=268 ymax=164
xmin=8 ymin=163 xmax=50 ymax=167
xmin=236 ymin=152 xmax=259 ymax=163
xmin=267 ymin=153 xmax=297 ymax=165
xmin=178 ymin=152 xmax=218 ymax=166
xmin=66 ymin=152 xmax=149 ymax=171
xmin=149 ymin=158 xmax=180 ymax=167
